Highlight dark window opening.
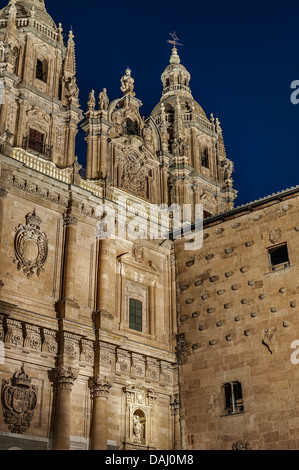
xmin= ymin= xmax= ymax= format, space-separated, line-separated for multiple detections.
xmin=58 ymin=78 xmax=63 ymax=101
xmin=201 ymin=148 xmax=209 ymax=168
xmin=268 ymin=244 xmax=289 ymax=270
xmin=223 ymin=381 xmax=244 ymax=415
xmin=129 ymin=298 xmax=142 ymax=332
xmin=23 ymin=128 xmax=52 ymax=159
xmin=36 ymin=58 xmax=48 ymax=82
xmin=125 ymin=118 xmax=138 ymax=136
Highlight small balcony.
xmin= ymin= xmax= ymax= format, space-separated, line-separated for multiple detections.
xmin=23 ymin=135 xmax=52 ymax=160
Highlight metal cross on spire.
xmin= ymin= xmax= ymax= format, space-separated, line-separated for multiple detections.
xmin=167 ymin=31 xmax=183 ymax=49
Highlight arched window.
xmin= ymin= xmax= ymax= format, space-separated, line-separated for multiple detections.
xmin=129 ymin=298 xmax=142 ymax=332
xmin=36 ymin=58 xmax=48 ymax=82
xmin=201 ymin=148 xmax=209 ymax=169
xmin=125 ymin=118 xmax=138 ymax=136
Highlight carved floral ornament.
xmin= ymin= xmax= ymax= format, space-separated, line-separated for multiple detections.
xmin=1 ymin=364 xmax=38 ymax=435
xmin=14 ymin=210 xmax=48 ymax=278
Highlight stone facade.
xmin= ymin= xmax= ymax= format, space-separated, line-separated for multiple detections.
xmin=0 ymin=0 xmax=298 ymax=452
xmin=175 ymin=191 xmax=299 ymax=450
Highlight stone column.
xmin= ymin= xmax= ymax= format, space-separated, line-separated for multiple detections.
xmin=0 ymin=98 xmax=8 ymax=136
xmin=170 ymin=395 xmax=181 ymax=450
xmin=0 ymin=188 xmax=8 ymax=247
xmin=96 ymin=239 xmax=110 ymax=313
xmin=89 ymin=376 xmax=112 ymax=450
xmin=52 ymin=366 xmax=78 ymax=450
xmin=62 ymin=213 xmax=78 ymax=301
xmin=99 ymin=132 xmax=108 ymax=179
xmin=67 ymin=124 xmax=77 ymax=167
xmin=191 ymin=128 xmax=199 ymax=173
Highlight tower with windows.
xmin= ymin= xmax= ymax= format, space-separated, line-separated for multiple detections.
xmin=151 ymin=45 xmax=237 ymax=217
xmin=0 ymin=0 xmax=82 ymax=168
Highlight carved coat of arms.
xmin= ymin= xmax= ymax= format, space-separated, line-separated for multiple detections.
xmin=14 ymin=210 xmax=48 ymax=278
xmin=1 ymin=365 xmax=38 ymax=434
xmin=118 ymin=152 xmax=148 ymax=198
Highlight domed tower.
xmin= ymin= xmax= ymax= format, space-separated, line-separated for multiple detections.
xmin=0 ymin=0 xmax=82 ymax=168
xmin=151 ymin=45 xmax=237 ymax=218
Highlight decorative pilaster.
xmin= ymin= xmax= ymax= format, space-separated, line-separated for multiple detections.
xmin=0 ymin=187 xmax=8 ymax=246
xmin=94 ymin=239 xmax=111 ymax=328
xmin=58 ymin=212 xmax=79 ymax=319
xmin=52 ymin=366 xmax=78 ymax=450
xmin=89 ymin=376 xmax=112 ymax=450
xmin=170 ymin=394 xmax=181 ymax=450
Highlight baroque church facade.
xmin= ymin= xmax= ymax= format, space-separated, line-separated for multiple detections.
xmin=0 ymin=0 xmax=299 ymax=451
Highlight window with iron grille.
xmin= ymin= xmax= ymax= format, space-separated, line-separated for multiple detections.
xmin=223 ymin=381 xmax=244 ymax=415
xmin=129 ymin=298 xmax=142 ymax=332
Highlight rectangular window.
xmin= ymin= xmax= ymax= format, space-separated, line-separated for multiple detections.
xmin=223 ymin=381 xmax=244 ymax=415
xmin=129 ymin=298 xmax=142 ymax=332
xmin=268 ymin=243 xmax=289 ymax=271
xmin=28 ymin=128 xmax=45 ymax=154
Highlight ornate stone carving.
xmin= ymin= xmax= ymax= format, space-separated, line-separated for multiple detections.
xmin=132 ymin=244 xmax=144 ymax=263
xmin=175 ymin=333 xmax=191 ymax=364
xmin=1 ymin=365 xmax=38 ymax=434
xmin=42 ymin=329 xmax=58 ymax=355
xmin=89 ymin=376 xmax=112 ymax=398
xmin=269 ymin=229 xmax=282 ymax=245
xmin=23 ymin=324 xmax=41 ymax=351
xmin=62 ymin=213 xmax=78 ymax=227
xmin=5 ymin=319 xmax=23 ymax=346
xmin=262 ymin=327 xmax=278 ymax=354
xmin=118 ymin=152 xmax=148 ymax=198
xmin=14 ymin=210 xmax=48 ymax=278
xmin=0 ymin=188 xmax=8 ymax=198
xmin=133 ymin=414 xmax=144 ymax=444
xmin=60 ymin=332 xmax=80 ymax=361
xmin=170 ymin=394 xmax=180 ymax=416
xmin=53 ymin=366 xmax=78 ymax=391
xmin=132 ymin=353 xmax=145 ymax=377
xmin=116 ymin=349 xmax=131 ymax=373
xmin=80 ymin=339 xmax=94 ymax=364
xmin=232 ymin=441 xmax=250 ymax=450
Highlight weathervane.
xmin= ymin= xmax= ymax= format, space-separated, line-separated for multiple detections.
xmin=167 ymin=31 xmax=183 ymax=49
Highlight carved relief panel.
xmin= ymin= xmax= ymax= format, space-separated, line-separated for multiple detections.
xmin=123 ymin=385 xmax=157 ymax=449
xmin=13 ymin=210 xmax=48 ymax=278
xmin=1 ymin=365 xmax=38 ymax=435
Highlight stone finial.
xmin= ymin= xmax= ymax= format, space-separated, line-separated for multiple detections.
xmin=169 ymin=46 xmax=181 ymax=64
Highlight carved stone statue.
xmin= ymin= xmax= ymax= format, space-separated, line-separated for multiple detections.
xmin=133 ymin=415 xmax=144 ymax=444
xmin=87 ymin=89 xmax=95 ymax=110
xmin=98 ymin=88 xmax=109 ymax=110
xmin=121 ymin=68 xmax=135 ymax=97
xmin=222 ymin=158 xmax=234 ymax=184
xmin=66 ymin=76 xmax=79 ymax=102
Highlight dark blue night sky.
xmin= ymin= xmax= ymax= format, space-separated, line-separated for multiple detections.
xmin=45 ymin=0 xmax=299 ymax=207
